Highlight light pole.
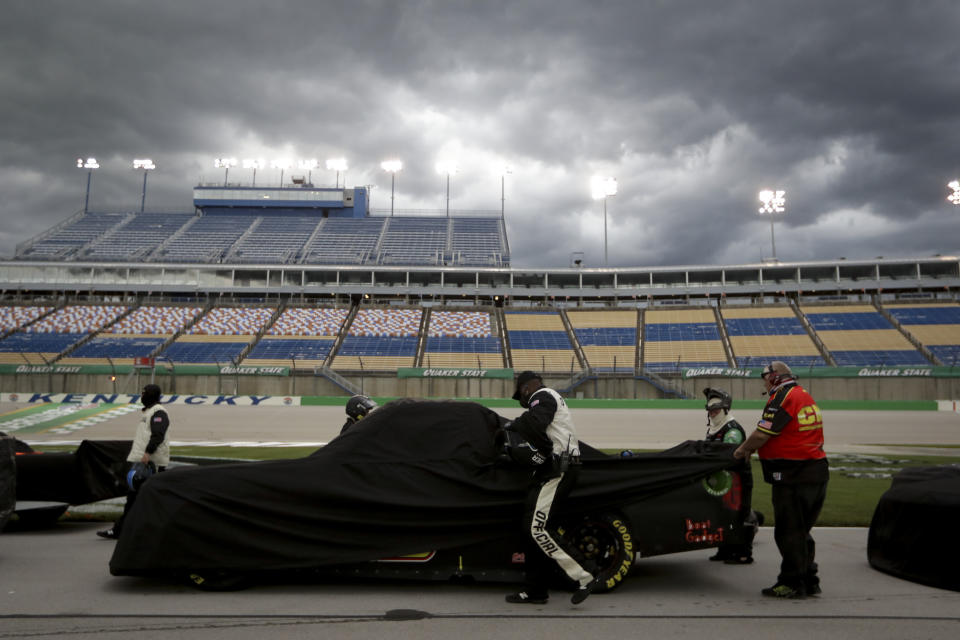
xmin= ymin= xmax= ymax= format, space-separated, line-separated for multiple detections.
xmin=214 ymin=157 xmax=237 ymax=184
xmin=436 ymin=161 xmax=458 ymax=217
xmin=501 ymin=164 xmax=513 ymax=220
xmin=243 ymin=158 xmax=262 ymax=186
xmin=948 ymin=180 xmax=960 ymax=206
xmin=76 ymin=157 xmax=99 ymax=213
xmin=299 ymin=158 xmax=319 ymax=185
xmin=326 ymin=157 xmax=348 ymax=188
xmin=758 ymin=189 xmax=786 ymax=261
xmin=591 ymin=175 xmax=617 ymax=266
xmin=271 ymin=158 xmax=291 ymax=187
xmin=132 ymin=158 xmax=155 ymax=213
xmin=381 ymin=160 xmax=402 ymax=216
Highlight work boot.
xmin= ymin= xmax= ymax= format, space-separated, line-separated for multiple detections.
xmin=761 ymin=583 xmax=806 ymax=599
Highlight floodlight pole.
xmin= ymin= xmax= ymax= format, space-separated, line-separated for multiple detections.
xmin=603 ymin=195 xmax=609 ymax=266
xmin=76 ymin=157 xmax=99 ymax=214
xmin=445 ymin=173 xmax=450 ymax=217
xmin=133 ymin=159 xmax=155 ymax=213
xmin=501 ymin=165 xmax=513 ymax=220
xmin=758 ymin=189 xmax=786 ymax=262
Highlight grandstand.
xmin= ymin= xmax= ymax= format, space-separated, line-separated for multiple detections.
xmin=1 ymin=178 xmax=959 ymax=400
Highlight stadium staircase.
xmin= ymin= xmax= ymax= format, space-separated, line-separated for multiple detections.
xmin=789 ymin=297 xmax=837 ymax=366
xmin=414 ymin=308 xmax=432 ymax=366
xmin=494 ymin=308 xmax=512 ymax=369
xmin=235 ymin=304 xmax=284 ymax=364
xmin=53 ymin=304 xmax=138 ymax=363
xmin=558 ymin=309 xmax=588 ymax=372
xmin=147 ymin=215 xmax=199 ymax=262
xmin=76 ymin=213 xmax=136 ymax=258
xmin=713 ymin=304 xmax=736 ymax=366
xmin=873 ymin=297 xmax=941 ymax=365
xmin=324 ymin=304 xmax=360 ymax=366
xmin=316 ymin=366 xmax=361 ymax=396
xmin=224 ymin=217 xmax=264 ymax=262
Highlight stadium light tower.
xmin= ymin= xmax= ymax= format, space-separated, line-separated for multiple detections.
xmin=590 ymin=176 xmax=617 ymax=266
xmin=132 ymin=158 xmax=155 ymax=213
xmin=948 ymin=180 xmax=960 ymax=206
xmin=758 ymin=189 xmax=786 ymax=261
xmin=299 ymin=158 xmax=320 ymax=185
xmin=500 ymin=164 xmax=513 ymax=220
xmin=381 ymin=160 xmax=403 ymax=216
xmin=326 ymin=157 xmax=348 ymax=188
xmin=436 ymin=161 xmax=458 ymax=217
xmin=76 ymin=157 xmax=99 ymax=213
xmin=214 ymin=157 xmax=237 ymax=185
xmin=243 ymin=158 xmax=263 ymax=186
xmin=271 ymin=159 xmax=292 ymax=187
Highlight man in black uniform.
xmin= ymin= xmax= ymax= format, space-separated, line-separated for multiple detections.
xmin=702 ymin=387 xmax=757 ymax=564
xmin=503 ymin=371 xmax=598 ymax=605
xmin=340 ymin=395 xmax=378 ymax=435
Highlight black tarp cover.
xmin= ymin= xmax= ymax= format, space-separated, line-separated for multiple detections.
xmin=0 ymin=437 xmax=16 ymax=530
xmin=110 ymin=400 xmax=739 ymax=575
xmin=15 ymin=440 xmax=131 ymax=505
xmin=868 ymin=465 xmax=960 ymax=592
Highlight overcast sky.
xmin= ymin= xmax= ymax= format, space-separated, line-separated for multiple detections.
xmin=2 ymin=0 xmax=959 ymax=269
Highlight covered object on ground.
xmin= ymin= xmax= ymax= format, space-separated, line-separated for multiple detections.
xmin=868 ymin=465 xmax=960 ymax=592
xmin=110 ymin=400 xmax=740 ymax=577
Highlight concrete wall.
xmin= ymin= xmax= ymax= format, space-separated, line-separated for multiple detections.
xmin=3 ymin=372 xmax=957 ymax=402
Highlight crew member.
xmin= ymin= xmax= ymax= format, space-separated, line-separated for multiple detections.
xmin=504 ymin=371 xmax=598 ymax=605
xmin=734 ymin=361 xmax=828 ymax=599
xmin=702 ymin=387 xmax=757 ymax=564
xmin=98 ymin=384 xmax=170 ymax=539
xmin=340 ymin=395 xmax=378 ymax=434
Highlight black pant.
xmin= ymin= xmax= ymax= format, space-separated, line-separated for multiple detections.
xmin=771 ymin=481 xmax=827 ymax=590
xmin=521 ymin=465 xmax=593 ymax=596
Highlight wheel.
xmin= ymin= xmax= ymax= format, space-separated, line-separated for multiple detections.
xmin=564 ymin=512 xmax=636 ymax=592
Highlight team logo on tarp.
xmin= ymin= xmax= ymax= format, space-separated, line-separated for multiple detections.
xmin=702 ymin=470 xmax=733 ymax=496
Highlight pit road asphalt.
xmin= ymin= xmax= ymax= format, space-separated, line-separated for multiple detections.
xmin=2 ymin=403 xmax=959 ymax=639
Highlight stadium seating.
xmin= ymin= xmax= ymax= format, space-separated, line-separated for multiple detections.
xmin=0 ymin=304 xmax=127 ymax=364
xmin=885 ymin=302 xmax=960 ymax=365
xmin=422 ymin=310 xmax=504 ymax=368
xmin=642 ymin=309 xmax=728 ymax=372
xmin=0 ymin=332 xmax=87 ymax=364
xmin=228 ymin=215 xmax=321 ymax=263
xmin=377 ymin=218 xmax=449 ymax=265
xmin=801 ymin=304 xmax=928 ymax=366
xmin=157 ymin=307 xmax=275 ymax=364
xmin=300 ymin=218 xmax=385 ymax=265
xmin=332 ymin=308 xmax=422 ymax=370
xmin=244 ymin=307 xmax=349 ymax=369
xmin=0 ymin=305 xmax=53 ymax=333
xmin=567 ymin=310 xmax=637 ymax=372
xmin=722 ymin=306 xmax=825 ymax=368
xmin=82 ymin=212 xmax=194 ymax=261
xmin=505 ymin=310 xmax=580 ymax=373
xmin=152 ymin=214 xmax=258 ymax=263
xmin=16 ymin=212 xmax=129 ymax=260
xmin=450 ymin=218 xmax=507 ymax=266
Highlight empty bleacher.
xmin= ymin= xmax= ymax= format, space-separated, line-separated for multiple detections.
xmin=244 ymin=307 xmax=348 ymax=369
xmin=0 ymin=305 xmax=53 ymax=333
xmin=722 ymin=306 xmax=825 ymax=368
xmin=152 ymin=214 xmax=258 ymax=263
xmin=450 ymin=218 xmax=506 ymax=266
xmin=885 ymin=302 xmax=960 ymax=366
xmin=159 ymin=307 xmax=275 ymax=363
xmin=332 ymin=308 xmax=422 ymax=370
xmin=801 ymin=304 xmax=928 ymax=366
xmin=229 ymin=215 xmax=321 ymax=263
xmin=567 ymin=310 xmax=637 ymax=372
xmin=643 ymin=309 xmax=728 ymax=372
xmin=59 ymin=306 xmax=203 ymax=365
xmin=377 ymin=218 xmax=449 ymax=265
xmin=505 ymin=310 xmax=580 ymax=372
xmin=0 ymin=305 xmax=127 ymax=364
xmin=82 ymin=212 xmax=194 ymax=261
xmin=17 ymin=212 xmax=130 ymax=260
xmin=421 ymin=310 xmax=504 ymax=368
xmin=300 ymin=218 xmax=385 ymax=265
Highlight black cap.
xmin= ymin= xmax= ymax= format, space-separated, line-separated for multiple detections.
xmin=512 ymin=371 xmax=542 ymax=401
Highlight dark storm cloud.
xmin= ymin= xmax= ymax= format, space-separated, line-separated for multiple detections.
xmin=1 ymin=0 xmax=958 ymax=267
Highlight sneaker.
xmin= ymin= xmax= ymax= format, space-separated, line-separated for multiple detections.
xmin=505 ymin=591 xmax=548 ymax=604
xmin=761 ymin=583 xmax=806 ymax=599
xmin=723 ymin=555 xmax=754 ymax=565
xmin=571 ymin=576 xmax=601 ymax=605
xmin=96 ymin=528 xmax=119 ymax=539
xmin=806 ymin=583 xmax=822 ymax=596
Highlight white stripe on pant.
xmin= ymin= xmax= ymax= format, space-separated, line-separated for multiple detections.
xmin=531 ymin=472 xmax=593 ymax=587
